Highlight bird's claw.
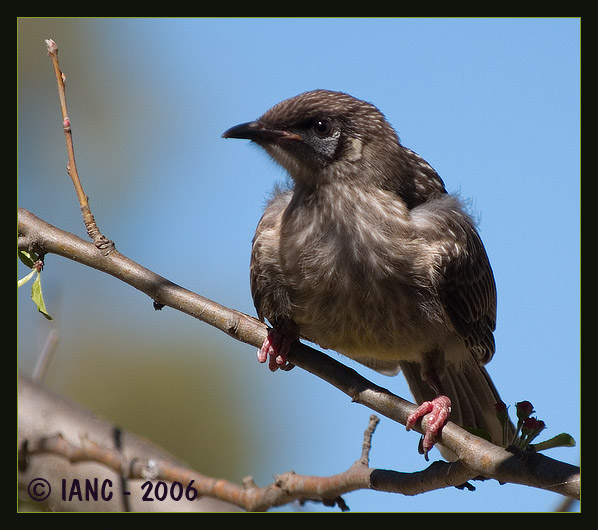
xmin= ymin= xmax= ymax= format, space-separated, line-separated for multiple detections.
xmin=258 ymin=328 xmax=295 ymax=372
xmin=406 ymin=395 xmax=452 ymax=460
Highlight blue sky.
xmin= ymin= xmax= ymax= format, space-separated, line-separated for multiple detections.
xmin=18 ymin=18 xmax=580 ymax=512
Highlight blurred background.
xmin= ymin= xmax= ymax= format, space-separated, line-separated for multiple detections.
xmin=17 ymin=18 xmax=580 ymax=512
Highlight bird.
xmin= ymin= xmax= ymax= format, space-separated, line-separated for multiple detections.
xmin=222 ymin=89 xmax=508 ymax=459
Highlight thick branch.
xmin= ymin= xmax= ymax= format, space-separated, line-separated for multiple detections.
xmin=17 ymin=208 xmax=580 ymax=500
xmin=18 ymin=378 xmax=477 ymax=511
xmin=18 ymin=373 xmax=241 ymax=512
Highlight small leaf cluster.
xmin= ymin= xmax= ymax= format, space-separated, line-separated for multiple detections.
xmin=18 ymin=250 xmax=52 ymax=320
xmin=495 ymin=400 xmax=575 ymax=452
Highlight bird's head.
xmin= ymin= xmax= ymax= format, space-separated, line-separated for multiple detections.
xmin=222 ymin=90 xmax=403 ymax=188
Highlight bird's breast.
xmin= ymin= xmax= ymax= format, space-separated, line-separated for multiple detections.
xmin=278 ymin=188 xmax=447 ymax=361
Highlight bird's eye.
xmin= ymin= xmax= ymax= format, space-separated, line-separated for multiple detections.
xmin=312 ymin=119 xmax=333 ymax=137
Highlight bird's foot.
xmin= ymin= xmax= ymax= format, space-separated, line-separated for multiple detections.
xmin=257 ymin=328 xmax=295 ymax=372
xmin=406 ymin=395 xmax=452 ymax=460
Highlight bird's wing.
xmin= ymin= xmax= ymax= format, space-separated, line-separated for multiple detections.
xmin=411 ymin=195 xmax=497 ymax=364
xmin=250 ymin=188 xmax=293 ymax=324
xmin=439 ymin=221 xmax=497 ymax=364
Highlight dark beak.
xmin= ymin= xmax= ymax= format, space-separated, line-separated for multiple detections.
xmin=222 ymin=120 xmax=302 ymax=142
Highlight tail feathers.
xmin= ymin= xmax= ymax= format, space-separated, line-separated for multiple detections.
xmin=400 ymin=360 xmax=513 ymax=459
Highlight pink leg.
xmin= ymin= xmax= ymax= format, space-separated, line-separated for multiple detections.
xmin=406 ymin=395 xmax=452 ymax=460
xmin=257 ymin=328 xmax=295 ymax=372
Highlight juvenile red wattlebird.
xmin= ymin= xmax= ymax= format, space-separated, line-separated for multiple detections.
xmin=223 ymin=90 xmax=507 ymax=459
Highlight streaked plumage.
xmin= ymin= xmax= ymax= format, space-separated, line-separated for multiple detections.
xmin=223 ymin=90 xmax=508 ymax=458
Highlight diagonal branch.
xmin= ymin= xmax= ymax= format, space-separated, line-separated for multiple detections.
xmin=17 ymin=208 xmax=580 ymax=500
xmin=18 ymin=39 xmax=579 ymax=508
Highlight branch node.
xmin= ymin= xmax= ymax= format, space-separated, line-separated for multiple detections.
xmin=141 ymin=458 xmax=160 ymax=480
xmin=242 ymin=476 xmax=257 ymax=490
xmin=274 ymin=470 xmax=295 ymax=489
xmin=80 ymin=204 xmax=116 ymax=255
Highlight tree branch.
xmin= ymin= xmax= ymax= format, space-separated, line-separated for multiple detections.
xmin=17 ymin=39 xmax=579 ymax=510
xmin=18 ymin=376 xmax=480 ymax=511
xmin=18 ymin=373 xmax=242 ymax=512
xmin=44 ymin=38 xmax=114 ymax=254
xmin=17 ymin=208 xmax=580 ymax=501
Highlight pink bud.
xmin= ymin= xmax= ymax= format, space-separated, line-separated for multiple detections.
xmin=45 ymin=39 xmax=58 ymax=55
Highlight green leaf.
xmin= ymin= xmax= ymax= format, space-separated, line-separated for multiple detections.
xmin=30 ymin=273 xmax=53 ymax=320
xmin=531 ymin=433 xmax=576 ymax=452
xmin=17 ymin=269 xmax=36 ymax=288
xmin=18 ymin=249 xmax=38 ymax=268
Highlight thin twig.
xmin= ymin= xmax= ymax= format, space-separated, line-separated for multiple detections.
xmin=359 ymin=415 xmax=380 ymax=466
xmin=44 ymin=39 xmax=114 ymax=255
